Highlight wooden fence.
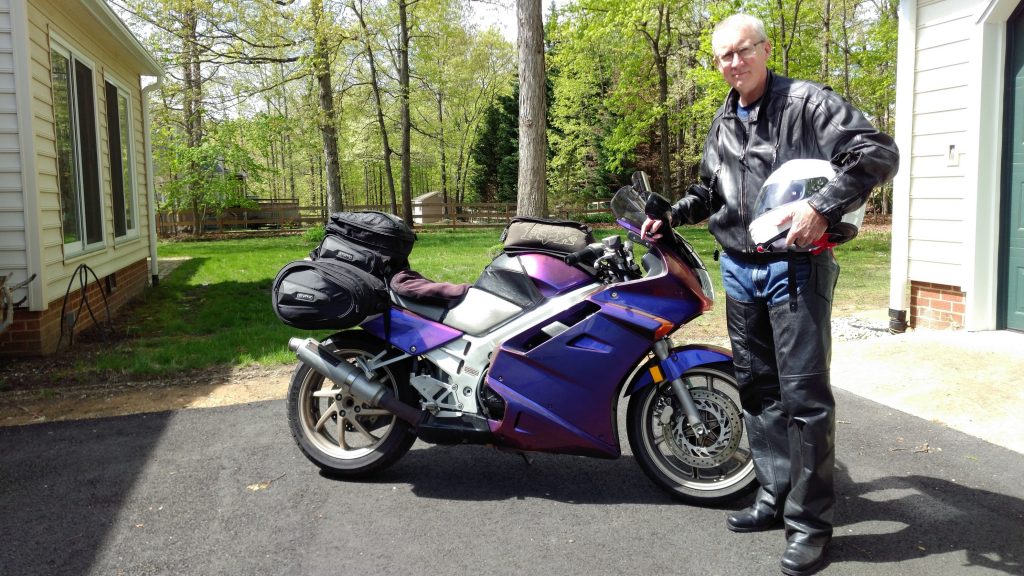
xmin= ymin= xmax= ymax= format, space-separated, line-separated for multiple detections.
xmin=156 ymin=200 xmax=612 ymax=237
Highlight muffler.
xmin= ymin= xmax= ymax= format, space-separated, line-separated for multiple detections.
xmin=289 ymin=338 xmax=425 ymax=426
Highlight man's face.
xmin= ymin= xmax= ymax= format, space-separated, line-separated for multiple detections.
xmin=714 ymin=25 xmax=771 ymax=101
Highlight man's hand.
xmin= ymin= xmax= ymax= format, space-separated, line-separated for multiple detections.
xmin=780 ymin=200 xmax=828 ymax=248
xmin=641 ymin=218 xmax=664 ymax=240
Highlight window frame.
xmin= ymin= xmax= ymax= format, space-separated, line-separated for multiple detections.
xmin=104 ymin=74 xmax=139 ymax=242
xmin=49 ymin=34 xmax=105 ymax=257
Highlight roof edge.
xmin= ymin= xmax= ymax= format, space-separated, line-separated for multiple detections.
xmin=79 ymin=0 xmax=163 ymax=77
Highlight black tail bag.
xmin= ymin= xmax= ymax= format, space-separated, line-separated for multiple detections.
xmin=272 ymin=260 xmax=388 ymax=330
xmin=309 ymin=233 xmax=387 ymax=277
xmin=324 ymin=211 xmax=417 ymax=275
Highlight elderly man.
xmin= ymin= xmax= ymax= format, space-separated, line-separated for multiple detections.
xmin=642 ymin=13 xmax=899 ymax=576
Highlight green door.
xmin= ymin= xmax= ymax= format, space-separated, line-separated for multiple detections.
xmin=1004 ymin=9 xmax=1024 ymax=331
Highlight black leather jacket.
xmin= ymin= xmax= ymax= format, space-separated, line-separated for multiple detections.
xmin=669 ymin=71 xmax=899 ymax=256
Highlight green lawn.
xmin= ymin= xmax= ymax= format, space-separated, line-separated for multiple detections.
xmin=51 ymin=225 xmax=892 ymax=381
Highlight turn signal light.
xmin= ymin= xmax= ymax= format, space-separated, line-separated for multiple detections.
xmin=653 ymin=318 xmax=675 ymax=339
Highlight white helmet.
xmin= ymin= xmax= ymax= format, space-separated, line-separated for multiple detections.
xmin=748 ymin=159 xmax=865 ymax=252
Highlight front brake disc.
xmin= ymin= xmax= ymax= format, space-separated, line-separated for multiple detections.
xmin=662 ymin=388 xmax=743 ymax=468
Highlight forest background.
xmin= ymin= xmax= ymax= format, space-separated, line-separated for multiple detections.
xmin=110 ymin=0 xmax=898 ymax=228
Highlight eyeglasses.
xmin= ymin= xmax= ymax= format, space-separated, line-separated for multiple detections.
xmin=717 ymin=41 xmax=765 ymax=65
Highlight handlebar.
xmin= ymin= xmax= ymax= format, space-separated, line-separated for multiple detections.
xmin=563 ymin=243 xmax=605 ymax=266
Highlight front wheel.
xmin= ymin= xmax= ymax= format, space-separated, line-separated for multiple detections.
xmin=627 ymin=361 xmax=756 ymax=505
xmin=287 ymin=331 xmax=417 ymax=477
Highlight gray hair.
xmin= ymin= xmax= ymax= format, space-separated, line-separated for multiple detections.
xmin=713 ymin=13 xmax=768 ymax=45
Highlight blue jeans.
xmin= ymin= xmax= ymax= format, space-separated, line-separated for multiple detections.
xmin=720 ymin=251 xmax=812 ymax=306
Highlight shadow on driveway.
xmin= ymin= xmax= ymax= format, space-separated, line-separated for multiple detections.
xmin=0 ymin=412 xmax=176 ymax=574
xmin=831 ymin=462 xmax=1023 ymax=573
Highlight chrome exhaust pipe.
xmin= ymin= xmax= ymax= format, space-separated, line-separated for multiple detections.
xmin=289 ymin=337 xmax=425 ymax=426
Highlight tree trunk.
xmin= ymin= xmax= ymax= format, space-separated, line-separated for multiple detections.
xmin=516 ymin=0 xmax=546 ymax=218
xmin=841 ymin=0 xmax=851 ymax=97
xmin=774 ymin=0 xmax=804 ymax=77
xmin=353 ymin=1 xmax=397 ymax=215
xmin=282 ymin=69 xmax=297 ymax=201
xmin=437 ymin=95 xmax=448 ymax=218
xmin=313 ymin=0 xmax=343 ymax=214
xmin=821 ymin=0 xmax=831 ymax=82
xmin=638 ymin=7 xmax=672 ymax=195
xmin=182 ymin=6 xmax=203 ymax=237
xmin=398 ymin=0 xmax=413 ymax=225
xmin=657 ymin=54 xmax=670 ymax=195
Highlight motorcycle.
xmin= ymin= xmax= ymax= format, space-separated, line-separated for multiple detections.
xmin=283 ymin=172 xmax=756 ymax=504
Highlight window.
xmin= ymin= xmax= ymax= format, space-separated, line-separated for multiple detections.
xmin=51 ymin=41 xmax=103 ymax=253
xmin=106 ymin=80 xmax=137 ymax=238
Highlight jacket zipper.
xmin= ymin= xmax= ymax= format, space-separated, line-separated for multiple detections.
xmin=739 ymin=115 xmax=755 ymax=254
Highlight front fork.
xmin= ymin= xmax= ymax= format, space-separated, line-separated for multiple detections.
xmin=651 ymin=338 xmax=710 ymax=438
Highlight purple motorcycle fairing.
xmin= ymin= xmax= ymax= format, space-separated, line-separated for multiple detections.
xmin=484 ymin=246 xmax=712 ymax=457
xmin=485 ymin=308 xmax=654 ymax=457
xmin=516 ymin=253 xmax=593 ymax=297
xmin=362 ymin=308 xmax=462 ymax=355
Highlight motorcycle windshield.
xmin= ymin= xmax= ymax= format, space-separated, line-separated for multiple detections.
xmin=610 ymin=185 xmax=646 ymax=232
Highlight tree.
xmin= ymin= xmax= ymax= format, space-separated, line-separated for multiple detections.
xmin=517 ymin=0 xmax=547 ymax=217
xmin=112 ymin=0 xmax=899 ymax=230
xmin=352 ymin=0 xmax=399 ymax=214
xmin=470 ymin=89 xmax=518 ymax=202
xmin=398 ymin=0 xmax=415 ymax=225
xmin=310 ymin=0 xmax=345 ymax=214
xmin=154 ymin=121 xmax=263 ymax=231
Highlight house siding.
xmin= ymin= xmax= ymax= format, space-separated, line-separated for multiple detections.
xmin=27 ymin=0 xmax=152 ymax=309
xmin=1 ymin=0 xmax=160 ymax=356
xmin=0 ymin=0 xmax=29 ymax=304
xmin=906 ymin=1 xmax=975 ymax=290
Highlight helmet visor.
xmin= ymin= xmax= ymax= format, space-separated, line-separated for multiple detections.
xmin=753 ymin=175 xmax=830 ymax=218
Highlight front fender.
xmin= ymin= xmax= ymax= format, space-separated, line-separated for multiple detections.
xmin=624 ymin=344 xmax=733 ymax=396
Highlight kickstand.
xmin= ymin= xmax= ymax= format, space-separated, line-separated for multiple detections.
xmin=519 ymin=452 xmax=534 ymax=466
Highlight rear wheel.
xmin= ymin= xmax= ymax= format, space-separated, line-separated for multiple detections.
xmin=287 ymin=331 xmax=417 ymax=477
xmin=627 ymin=361 xmax=756 ymax=504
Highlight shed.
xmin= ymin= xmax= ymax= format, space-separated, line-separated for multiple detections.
xmin=890 ymin=0 xmax=1023 ymax=333
xmin=412 ymin=191 xmax=445 ymax=224
xmin=0 ymin=0 xmax=163 ymax=355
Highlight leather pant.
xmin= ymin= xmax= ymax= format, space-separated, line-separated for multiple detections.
xmin=722 ymin=251 xmax=839 ymax=546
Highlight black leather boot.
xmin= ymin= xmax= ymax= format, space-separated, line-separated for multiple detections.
xmin=726 ymin=503 xmax=782 ymax=532
xmin=780 ymin=541 xmax=829 ymax=575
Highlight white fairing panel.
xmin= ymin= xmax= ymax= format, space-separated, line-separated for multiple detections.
xmin=442 ymin=287 xmax=523 ymax=334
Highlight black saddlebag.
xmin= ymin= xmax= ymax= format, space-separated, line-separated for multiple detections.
xmin=500 ymin=217 xmax=595 ymax=258
xmin=272 ymin=260 xmax=388 ymax=330
xmin=323 ymin=211 xmax=417 ymax=275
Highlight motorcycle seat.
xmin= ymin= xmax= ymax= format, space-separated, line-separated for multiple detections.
xmin=389 ymin=291 xmax=448 ymax=322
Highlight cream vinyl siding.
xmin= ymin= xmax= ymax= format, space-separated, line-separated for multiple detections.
xmin=28 ymin=0 xmax=151 ymax=308
xmin=906 ymin=0 xmax=974 ymax=287
xmin=0 ymin=0 xmax=30 ymax=305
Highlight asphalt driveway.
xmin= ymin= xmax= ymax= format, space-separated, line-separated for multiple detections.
xmin=1 ymin=389 xmax=1022 ymax=576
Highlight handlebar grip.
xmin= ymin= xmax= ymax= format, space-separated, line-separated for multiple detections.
xmin=564 ymin=244 xmax=602 ymax=266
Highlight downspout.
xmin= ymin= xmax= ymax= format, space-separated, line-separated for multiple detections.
xmin=142 ymin=77 xmax=162 ymax=286
xmin=888 ymin=0 xmax=917 ymax=333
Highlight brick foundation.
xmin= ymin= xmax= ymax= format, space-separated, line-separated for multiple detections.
xmin=910 ymin=281 xmax=965 ymax=330
xmin=0 ymin=259 xmax=150 ymax=357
